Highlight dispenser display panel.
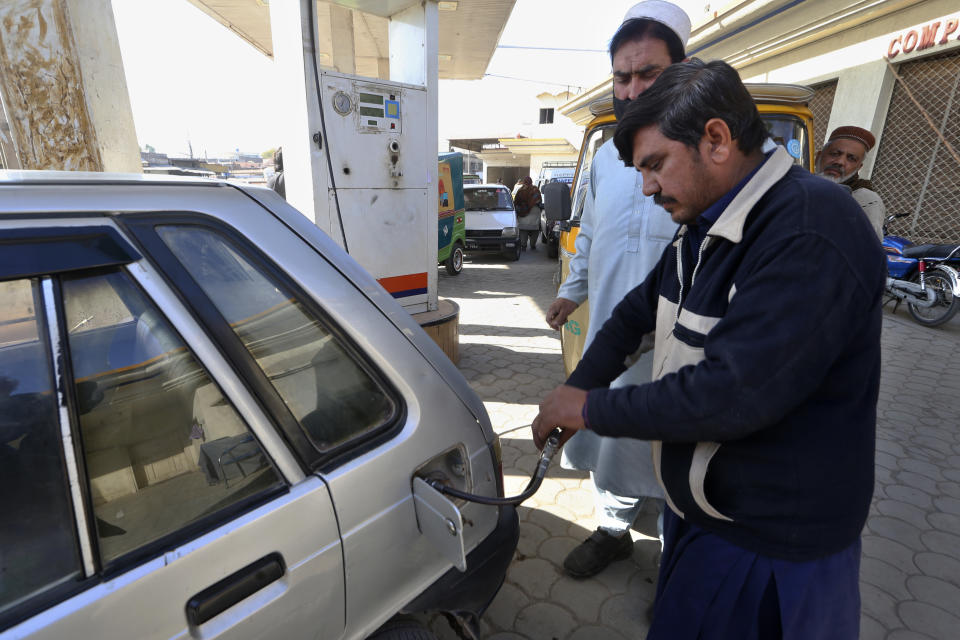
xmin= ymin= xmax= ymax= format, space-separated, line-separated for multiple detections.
xmin=357 ymin=89 xmax=401 ymax=133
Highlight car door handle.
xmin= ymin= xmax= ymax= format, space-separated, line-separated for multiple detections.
xmin=185 ymin=553 xmax=286 ymax=626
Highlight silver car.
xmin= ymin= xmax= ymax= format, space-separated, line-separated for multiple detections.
xmin=0 ymin=172 xmax=517 ymax=639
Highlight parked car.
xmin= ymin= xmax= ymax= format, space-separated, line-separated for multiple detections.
xmin=463 ymin=184 xmax=521 ymax=261
xmin=0 ymin=171 xmax=517 ymax=640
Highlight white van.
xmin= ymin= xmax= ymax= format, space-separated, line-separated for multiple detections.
xmin=535 ymin=164 xmax=575 ymax=190
xmin=463 ymin=184 xmax=521 ymax=261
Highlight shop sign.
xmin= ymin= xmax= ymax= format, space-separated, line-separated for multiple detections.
xmin=887 ymin=16 xmax=959 ymax=58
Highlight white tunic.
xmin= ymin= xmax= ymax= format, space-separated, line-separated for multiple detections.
xmin=557 ymin=138 xmax=677 ymax=498
xmin=851 ymin=187 xmax=885 ymax=242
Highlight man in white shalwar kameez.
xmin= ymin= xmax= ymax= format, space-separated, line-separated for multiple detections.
xmin=545 ymin=0 xmax=689 ymax=579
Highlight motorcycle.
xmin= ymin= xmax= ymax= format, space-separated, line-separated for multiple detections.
xmin=883 ymin=213 xmax=960 ymax=327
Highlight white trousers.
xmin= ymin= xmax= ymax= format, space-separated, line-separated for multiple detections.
xmin=594 ymin=472 xmax=664 ymax=545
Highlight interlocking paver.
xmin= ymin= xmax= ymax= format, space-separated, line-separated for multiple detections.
xmin=861 ymin=556 xmax=912 ymax=601
xmin=862 ymin=614 xmax=889 ymax=639
xmin=598 ymin=593 xmax=648 ymax=632
xmin=863 ymin=535 xmax=921 ymax=575
xmin=886 ymin=630 xmax=937 ymax=640
xmin=919 ymin=530 xmax=960 ymax=560
xmin=914 ymin=552 xmax=960 ymax=588
xmin=418 ymin=254 xmax=960 ymax=638
xmin=904 ymin=576 xmax=960 ymax=615
xmin=538 ymin=535 xmax=580 ymax=567
xmin=516 ymin=521 xmax=550 ymax=558
xmin=869 ymin=516 xmax=925 ymax=549
xmin=484 ymin=583 xmax=529 ymax=631
xmin=900 ymin=459 xmax=946 ymax=481
xmin=886 ymin=485 xmax=935 ymax=508
xmin=514 ymin=602 xmax=577 ymax=639
xmin=566 ymin=626 xmax=629 ymax=640
xmin=932 ymin=495 xmax=960 ymax=515
xmin=508 ymin=557 xmax=560 ymax=599
xmin=926 ymin=512 xmax=960 ymax=532
xmin=550 ymin=574 xmax=609 ymax=623
xmin=875 ymin=499 xmax=931 ymax=530
xmin=862 ymin=582 xmax=905 ymax=630
xmin=898 ymin=601 xmax=960 ymax=638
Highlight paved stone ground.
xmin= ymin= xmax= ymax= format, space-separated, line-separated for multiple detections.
xmin=424 ymin=249 xmax=960 ymax=640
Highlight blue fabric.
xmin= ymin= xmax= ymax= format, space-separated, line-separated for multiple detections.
xmin=649 ymin=508 xmax=861 ymax=640
xmin=568 ymin=148 xmax=885 ymax=559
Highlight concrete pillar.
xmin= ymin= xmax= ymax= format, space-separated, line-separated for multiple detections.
xmin=329 ymin=4 xmax=356 ymax=75
xmin=825 ymin=60 xmax=897 ymax=178
xmin=0 ymin=103 xmax=19 ymax=169
xmin=389 ymin=1 xmax=439 ymax=311
xmin=0 ymin=0 xmax=139 ymax=172
xmin=269 ymin=0 xmax=332 ymax=229
xmin=377 ymin=57 xmax=391 ymax=80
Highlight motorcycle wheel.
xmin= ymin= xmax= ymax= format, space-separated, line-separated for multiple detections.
xmin=907 ymin=271 xmax=960 ymax=327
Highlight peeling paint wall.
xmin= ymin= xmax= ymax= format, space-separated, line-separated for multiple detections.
xmin=0 ymin=0 xmax=101 ymax=170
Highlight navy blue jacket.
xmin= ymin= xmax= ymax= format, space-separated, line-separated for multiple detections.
xmin=567 ymin=148 xmax=886 ymax=560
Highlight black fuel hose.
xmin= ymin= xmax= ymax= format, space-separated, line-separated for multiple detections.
xmin=428 ymin=430 xmax=562 ymax=506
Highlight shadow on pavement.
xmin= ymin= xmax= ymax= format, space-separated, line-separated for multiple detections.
xmin=459 ymin=323 xmax=560 ymax=339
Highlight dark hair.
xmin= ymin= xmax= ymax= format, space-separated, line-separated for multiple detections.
xmin=613 ymin=58 xmax=767 ymax=165
xmin=609 ymin=19 xmax=685 ymax=64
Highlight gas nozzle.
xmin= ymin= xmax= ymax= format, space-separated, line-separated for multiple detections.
xmin=428 ymin=429 xmax=563 ymax=506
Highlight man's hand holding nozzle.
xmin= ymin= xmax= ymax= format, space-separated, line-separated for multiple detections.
xmin=532 ymin=384 xmax=588 ymax=450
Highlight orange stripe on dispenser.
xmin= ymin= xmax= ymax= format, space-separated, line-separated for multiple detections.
xmin=377 ymin=272 xmax=428 ymax=298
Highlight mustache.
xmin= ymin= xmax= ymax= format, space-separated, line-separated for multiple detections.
xmin=653 ymin=194 xmax=677 ymax=207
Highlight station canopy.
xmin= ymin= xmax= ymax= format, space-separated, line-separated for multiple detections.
xmin=186 ymin=0 xmax=516 ymax=80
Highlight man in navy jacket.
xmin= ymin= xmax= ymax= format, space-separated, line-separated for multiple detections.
xmin=532 ymin=59 xmax=885 ymax=639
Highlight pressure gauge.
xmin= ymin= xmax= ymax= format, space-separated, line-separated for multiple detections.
xmin=332 ymin=91 xmax=353 ymax=116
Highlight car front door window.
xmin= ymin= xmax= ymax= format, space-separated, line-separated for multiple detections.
xmin=60 ymin=269 xmax=285 ymax=566
xmin=0 ymin=278 xmax=83 ymax=622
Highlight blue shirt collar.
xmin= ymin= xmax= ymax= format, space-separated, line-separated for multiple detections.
xmin=694 ymin=151 xmax=773 ymax=230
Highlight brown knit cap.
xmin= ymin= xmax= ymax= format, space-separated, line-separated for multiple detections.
xmin=827 ymin=126 xmax=876 ymax=151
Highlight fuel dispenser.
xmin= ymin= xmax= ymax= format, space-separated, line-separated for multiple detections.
xmin=270 ymin=0 xmax=439 ymax=314
xmin=318 ymin=73 xmax=432 ymax=310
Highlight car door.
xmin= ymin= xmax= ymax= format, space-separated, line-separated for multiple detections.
xmin=0 ymin=219 xmax=345 ymax=640
xmin=118 ymin=193 xmax=501 ymax=639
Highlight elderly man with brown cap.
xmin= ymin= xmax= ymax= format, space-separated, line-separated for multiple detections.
xmin=817 ymin=126 xmax=886 ymax=240
xmin=543 ymin=0 xmax=690 ymax=581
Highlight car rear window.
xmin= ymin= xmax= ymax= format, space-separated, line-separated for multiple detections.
xmin=60 ymin=268 xmax=285 ymax=567
xmin=465 ymin=188 xmax=512 ymax=211
xmin=155 ymin=225 xmax=398 ymax=454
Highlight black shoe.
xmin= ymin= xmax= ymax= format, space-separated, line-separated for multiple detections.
xmin=563 ymin=528 xmax=633 ymax=578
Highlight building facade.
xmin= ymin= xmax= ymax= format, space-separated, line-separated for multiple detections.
xmin=688 ymin=0 xmax=960 ymax=244
xmin=447 ymin=91 xmax=582 ymax=186
xmin=561 ymin=0 xmax=959 ymax=244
